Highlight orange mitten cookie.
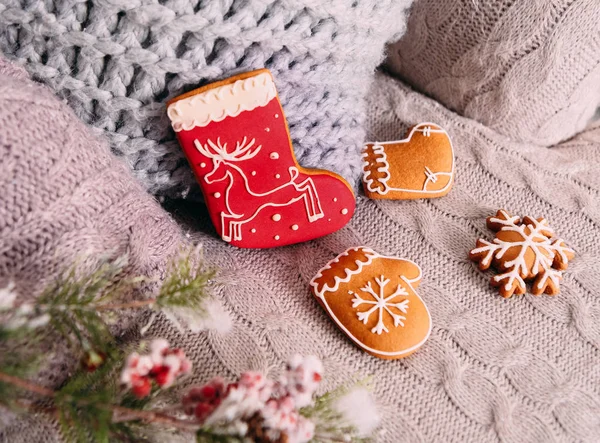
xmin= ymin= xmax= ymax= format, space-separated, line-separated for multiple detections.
xmin=310 ymin=247 xmax=431 ymax=360
xmin=469 ymin=210 xmax=575 ymax=298
xmin=362 ymin=123 xmax=454 ymax=199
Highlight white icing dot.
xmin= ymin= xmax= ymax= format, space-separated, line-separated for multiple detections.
xmin=333 ymin=197 xmax=337 ymax=202
xmin=291 ymin=224 xmax=299 ymax=231
xmin=200 ymin=162 xmax=206 ymax=168
xmin=341 ymin=208 xmax=348 ymax=215
xmin=275 ymin=114 xmax=279 ymax=118
xmin=270 ymin=152 xmax=279 ymax=160
xmin=275 ymin=174 xmax=281 ymax=179
xmin=274 ymin=235 xmax=280 ymax=240
xmin=252 ymin=171 xmax=257 ymax=176
xmin=214 ymin=192 xmax=221 ymax=198
xmin=328 ymin=218 xmax=331 ymax=222
xmin=251 ymin=229 xmax=256 ymax=233
xmin=265 ymin=127 xmax=270 ymax=132
xmin=272 ymin=214 xmax=282 ymax=221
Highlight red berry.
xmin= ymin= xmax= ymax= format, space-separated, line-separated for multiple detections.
xmin=313 ymin=372 xmax=322 ymax=382
xmin=81 ymin=350 xmax=106 ymax=372
xmin=185 ymin=387 xmax=204 ymax=402
xmin=132 ymin=378 xmax=152 ymax=398
xmin=152 ymin=365 xmax=172 ymax=386
xmin=200 ymin=385 xmax=216 ymax=399
xmin=194 ymin=402 xmax=213 ymax=421
xmin=225 ymin=382 xmax=238 ymax=395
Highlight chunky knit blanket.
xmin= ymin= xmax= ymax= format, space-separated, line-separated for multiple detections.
xmin=0 ymin=0 xmax=411 ymax=195
xmin=2 ymin=0 xmax=600 ymax=442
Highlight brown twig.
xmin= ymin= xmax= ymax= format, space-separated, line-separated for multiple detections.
xmin=0 ymin=371 xmax=199 ymax=431
xmin=10 ymin=297 xmax=157 ymax=314
xmin=94 ymin=299 xmax=157 ymax=311
xmin=0 ymin=372 xmax=55 ymax=397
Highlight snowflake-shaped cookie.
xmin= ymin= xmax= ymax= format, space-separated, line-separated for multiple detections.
xmin=350 ymin=275 xmax=410 ymax=335
xmin=469 ymin=210 xmax=575 ymax=298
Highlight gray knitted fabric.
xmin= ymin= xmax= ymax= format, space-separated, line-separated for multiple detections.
xmin=0 ymin=56 xmax=186 ymax=434
xmin=0 ymin=0 xmax=412 ymax=196
xmin=0 ymin=58 xmax=184 ymax=297
xmin=3 ymin=54 xmax=600 ymax=441
xmin=386 ymin=0 xmax=600 ymax=146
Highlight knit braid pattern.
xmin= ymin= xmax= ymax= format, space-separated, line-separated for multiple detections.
xmin=2 ymin=64 xmax=600 ymax=442
xmin=0 ymin=0 xmax=412 ymax=195
xmin=0 ymin=56 xmax=186 ymax=433
xmin=150 ymin=71 xmax=600 ymax=441
xmin=386 ymin=0 xmax=600 ymax=146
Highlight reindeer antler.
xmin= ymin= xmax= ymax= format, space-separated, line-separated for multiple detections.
xmin=194 ymin=137 xmax=261 ymax=161
xmin=232 ymin=137 xmax=261 ymax=160
xmin=194 ymin=138 xmax=222 ymax=159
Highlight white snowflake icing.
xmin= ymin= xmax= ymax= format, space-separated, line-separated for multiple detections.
xmin=471 ymin=210 xmax=575 ymax=295
xmin=350 ymin=275 xmax=409 ymax=335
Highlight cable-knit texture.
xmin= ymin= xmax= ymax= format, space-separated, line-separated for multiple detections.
xmin=134 ymin=75 xmax=600 ymax=442
xmin=0 ymin=57 xmax=188 ymax=440
xmin=386 ymin=0 xmax=600 ymax=146
xmin=0 ymin=0 xmax=412 ymax=196
xmin=0 ymin=58 xmax=184 ymax=295
xmin=3 ymin=57 xmax=600 ymax=441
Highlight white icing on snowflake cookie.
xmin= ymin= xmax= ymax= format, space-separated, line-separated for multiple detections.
xmin=470 ymin=209 xmax=575 ymax=298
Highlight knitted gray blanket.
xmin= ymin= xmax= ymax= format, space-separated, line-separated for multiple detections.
xmin=3 ymin=58 xmax=600 ymax=442
xmin=2 ymin=0 xmax=600 ymax=441
xmin=0 ymin=0 xmax=412 ymax=195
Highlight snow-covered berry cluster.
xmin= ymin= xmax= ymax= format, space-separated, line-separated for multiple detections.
xmin=183 ymin=355 xmax=323 ymax=443
xmin=121 ymin=339 xmax=192 ymax=398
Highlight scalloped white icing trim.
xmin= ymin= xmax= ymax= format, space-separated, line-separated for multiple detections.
xmin=311 ymin=247 xmax=423 ymax=298
xmin=167 ymin=72 xmax=277 ymax=131
xmin=310 ymin=247 xmax=379 ymax=298
xmin=362 ymin=143 xmax=391 ymax=194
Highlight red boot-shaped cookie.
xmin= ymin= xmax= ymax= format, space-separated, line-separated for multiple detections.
xmin=167 ymin=70 xmax=355 ymax=248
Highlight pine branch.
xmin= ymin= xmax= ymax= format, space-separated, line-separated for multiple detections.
xmin=0 ymin=371 xmax=54 ymax=397
xmin=0 ymin=336 xmax=42 ymax=407
xmin=95 ymin=299 xmax=157 ymax=311
xmin=0 ymin=248 xmax=217 ymax=440
xmin=32 ymin=256 xmax=132 ymax=353
xmin=301 ymin=380 xmax=373 ymax=443
xmin=2 ymin=247 xmax=215 ymax=355
xmin=0 ymin=371 xmax=201 ymax=432
xmin=155 ymin=248 xmax=215 ymax=310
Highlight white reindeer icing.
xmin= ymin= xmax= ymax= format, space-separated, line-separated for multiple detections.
xmin=195 ymin=137 xmax=324 ymax=242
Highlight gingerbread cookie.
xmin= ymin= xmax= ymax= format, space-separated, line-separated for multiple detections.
xmin=362 ymin=123 xmax=454 ymax=199
xmin=167 ymin=69 xmax=355 ymax=249
xmin=310 ymin=247 xmax=431 ymax=360
xmin=469 ymin=210 xmax=575 ymax=298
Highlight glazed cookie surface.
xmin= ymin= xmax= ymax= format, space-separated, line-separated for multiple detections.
xmin=167 ymin=70 xmax=355 ymax=248
xmin=310 ymin=247 xmax=431 ymax=359
xmin=362 ymin=123 xmax=454 ymax=199
xmin=469 ymin=210 xmax=575 ymax=298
